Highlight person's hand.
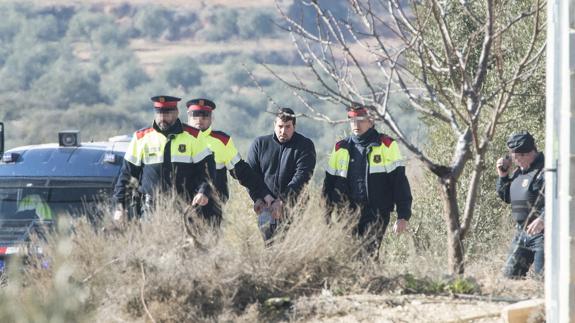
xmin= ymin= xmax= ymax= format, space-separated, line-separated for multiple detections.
xmin=496 ymin=157 xmax=511 ymax=177
xmin=113 ymin=204 xmax=125 ymax=222
xmin=526 ymin=217 xmax=544 ymax=235
xmin=254 ymin=199 xmax=265 ymax=214
xmin=192 ymin=193 xmax=209 ymax=206
xmin=393 ymin=219 xmax=408 ymax=234
xmin=271 ymin=199 xmax=284 ymax=220
xmin=263 ymin=194 xmax=275 ymax=207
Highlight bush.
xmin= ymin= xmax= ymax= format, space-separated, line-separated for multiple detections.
xmin=132 ymin=5 xmax=173 ymax=39
xmin=0 ymin=40 xmax=60 ymax=91
xmin=0 ymin=3 xmax=26 ymax=43
xmin=66 ymin=10 xmax=115 ymax=41
xmin=219 ymin=55 xmax=256 ymax=88
xmin=197 ymin=7 xmax=238 ymax=42
xmin=160 ymin=56 xmax=204 ymax=90
xmin=21 ymin=15 xmax=61 ymax=42
xmin=90 ymin=23 xmax=130 ymax=47
xmin=94 ymin=47 xmax=138 ymax=72
xmin=237 ymin=9 xmax=277 ymax=39
xmin=31 ymin=59 xmax=105 ymax=108
xmin=100 ymin=62 xmax=150 ymax=99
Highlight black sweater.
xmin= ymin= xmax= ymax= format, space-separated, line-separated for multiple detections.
xmin=246 ymin=132 xmax=316 ymax=203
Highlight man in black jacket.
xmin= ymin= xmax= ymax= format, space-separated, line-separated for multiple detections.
xmin=322 ymin=106 xmax=412 ymax=257
xmin=246 ymin=108 xmax=316 ymax=242
xmin=496 ymin=131 xmax=545 ymax=278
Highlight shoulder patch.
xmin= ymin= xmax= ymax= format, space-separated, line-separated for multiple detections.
xmin=380 ymin=134 xmax=395 ymax=148
xmin=182 ymin=124 xmax=200 ymax=138
xmin=335 ymin=140 xmax=348 ymax=151
xmin=135 ymin=127 xmax=154 ymax=140
xmin=210 ymin=130 xmax=231 ymax=145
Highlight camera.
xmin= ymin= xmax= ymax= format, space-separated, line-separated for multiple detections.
xmin=498 ymin=154 xmax=510 ymax=172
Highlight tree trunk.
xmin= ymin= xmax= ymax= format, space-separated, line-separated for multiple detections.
xmin=439 ymin=176 xmax=465 ymax=275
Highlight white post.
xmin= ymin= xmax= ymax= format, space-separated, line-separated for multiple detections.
xmin=546 ymin=0 xmax=575 ymax=321
xmin=545 ymin=0 xmax=559 ymax=321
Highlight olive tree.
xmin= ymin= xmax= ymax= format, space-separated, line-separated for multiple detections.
xmin=272 ymin=0 xmax=545 ymax=274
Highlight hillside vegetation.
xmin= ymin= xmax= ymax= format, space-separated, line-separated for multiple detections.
xmin=0 ymin=1 xmax=546 ymax=321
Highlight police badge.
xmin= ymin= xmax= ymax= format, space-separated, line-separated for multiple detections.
xmin=178 ymin=144 xmax=186 ymax=153
xmin=373 ymin=155 xmax=382 ymax=163
xmin=522 ymin=178 xmax=529 ymax=188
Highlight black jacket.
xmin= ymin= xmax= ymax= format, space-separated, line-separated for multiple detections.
xmin=322 ymin=132 xmax=412 ymax=221
xmin=246 ymin=132 xmax=316 ymax=203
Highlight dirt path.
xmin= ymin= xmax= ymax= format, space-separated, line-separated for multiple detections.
xmin=292 ymin=294 xmax=515 ymax=322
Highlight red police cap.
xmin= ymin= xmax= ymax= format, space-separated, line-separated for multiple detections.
xmin=151 ymin=96 xmax=181 ymax=111
xmin=347 ymin=106 xmax=369 ymax=118
xmin=186 ymin=98 xmax=216 ymax=112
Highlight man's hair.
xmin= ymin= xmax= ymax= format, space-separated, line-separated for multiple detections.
xmin=275 ymin=107 xmax=296 ymax=125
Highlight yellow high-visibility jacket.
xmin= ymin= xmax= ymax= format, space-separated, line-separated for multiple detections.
xmin=113 ymin=120 xmax=214 ymax=204
xmin=322 ymin=132 xmax=412 ymax=220
xmin=200 ymin=127 xmax=269 ymax=203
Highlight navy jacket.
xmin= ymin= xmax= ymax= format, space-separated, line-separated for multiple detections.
xmin=246 ymin=132 xmax=316 ymax=203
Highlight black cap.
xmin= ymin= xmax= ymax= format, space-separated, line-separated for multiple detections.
xmin=186 ymin=98 xmax=216 ymax=111
xmin=150 ymin=96 xmax=181 ymax=111
xmin=506 ymin=131 xmax=536 ymax=153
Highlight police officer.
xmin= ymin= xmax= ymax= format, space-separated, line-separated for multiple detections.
xmin=496 ymin=131 xmax=545 ymax=278
xmin=186 ymin=98 xmax=273 ymax=224
xmin=322 ymin=106 xmax=412 ymax=257
xmin=113 ymin=96 xmax=213 ymax=221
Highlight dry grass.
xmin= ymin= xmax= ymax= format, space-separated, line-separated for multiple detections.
xmin=0 ymin=182 xmax=543 ymax=322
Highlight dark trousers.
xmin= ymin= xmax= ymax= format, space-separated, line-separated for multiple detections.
xmin=355 ymin=207 xmax=390 ymax=258
xmin=503 ymin=228 xmax=544 ymax=278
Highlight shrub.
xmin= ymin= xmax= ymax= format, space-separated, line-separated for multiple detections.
xmin=197 ymin=7 xmax=238 ymax=42
xmin=237 ymin=9 xmax=277 ymax=39
xmin=66 ymin=10 xmax=115 ymax=41
xmin=0 ymin=41 xmax=60 ymax=91
xmin=160 ymin=56 xmax=204 ymax=90
xmin=101 ymin=62 xmax=150 ymax=99
xmin=31 ymin=59 xmax=105 ymax=108
xmin=132 ymin=5 xmax=172 ymax=39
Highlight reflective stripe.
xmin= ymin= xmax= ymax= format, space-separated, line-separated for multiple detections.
xmin=369 ymin=160 xmax=405 ymax=174
xmin=193 ymin=148 xmax=212 ymax=163
xmin=172 ymin=155 xmax=194 ymax=163
xmin=124 ymin=153 xmax=141 ymax=166
xmin=142 ymin=155 xmax=163 ymax=164
xmin=225 ymin=153 xmax=242 ymax=170
xmin=326 ymin=166 xmax=348 ymax=178
xmin=215 ymin=162 xmax=226 ymax=170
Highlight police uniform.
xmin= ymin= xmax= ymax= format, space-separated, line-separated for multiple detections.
xmin=322 ymin=106 xmax=412 ymax=255
xmin=113 ymin=96 xmax=214 ymax=218
xmin=496 ymin=131 xmax=545 ymax=278
xmin=186 ymin=99 xmax=270 ymax=222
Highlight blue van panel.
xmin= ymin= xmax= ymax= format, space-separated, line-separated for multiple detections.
xmin=0 ymin=145 xmax=125 ymax=178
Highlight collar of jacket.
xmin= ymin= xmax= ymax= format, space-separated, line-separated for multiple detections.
xmin=350 ymin=127 xmax=379 ymax=147
xmin=153 ymin=119 xmax=184 ymax=137
xmin=346 ymin=129 xmax=381 ymax=149
xmin=200 ymin=126 xmax=212 ymax=138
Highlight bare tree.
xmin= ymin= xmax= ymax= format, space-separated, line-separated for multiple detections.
xmin=271 ymin=0 xmax=545 ymax=274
